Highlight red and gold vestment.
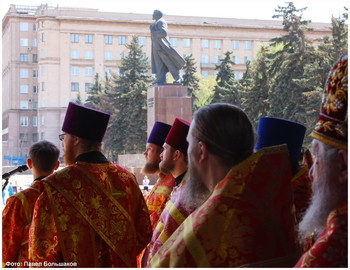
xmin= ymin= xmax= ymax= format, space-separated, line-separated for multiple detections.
xmin=28 ymin=162 xmax=152 ymax=267
xmin=294 ymin=202 xmax=348 ymax=267
xmin=150 ymin=145 xmax=298 ymax=267
xmin=145 ymin=173 xmax=176 ymax=230
xmin=2 ymin=181 xmax=43 ymax=267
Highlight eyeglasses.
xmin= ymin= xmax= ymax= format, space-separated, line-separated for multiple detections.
xmin=58 ymin=134 xmax=66 ymax=141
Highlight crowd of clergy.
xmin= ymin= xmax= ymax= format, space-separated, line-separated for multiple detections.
xmin=2 ymin=55 xmax=347 ymax=268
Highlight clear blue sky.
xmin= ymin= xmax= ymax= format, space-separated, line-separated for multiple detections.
xmin=1 ymin=0 xmax=348 ymax=23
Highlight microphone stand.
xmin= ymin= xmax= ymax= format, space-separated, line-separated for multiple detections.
xmin=2 ymin=177 xmax=10 ymax=192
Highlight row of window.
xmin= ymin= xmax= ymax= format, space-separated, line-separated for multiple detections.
xmin=20 ymin=22 xmax=38 ymax=32
xmin=20 ymin=100 xmax=38 ymax=109
xmin=71 ymin=82 xmax=93 ymax=92
xmin=200 ymin=55 xmax=252 ymax=64
xmin=20 ymin=53 xmax=38 ymax=63
xmin=20 ymin=85 xmax=38 ymax=94
xmin=20 ymin=116 xmax=38 ymax=127
xmin=19 ymin=133 xmax=40 ymax=143
xmin=201 ymin=70 xmax=242 ymax=79
xmin=20 ymin=35 xmax=252 ymax=51
xmin=19 ymin=66 xmax=94 ymax=78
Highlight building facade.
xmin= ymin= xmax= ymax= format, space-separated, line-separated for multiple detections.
xmin=2 ymin=4 xmax=332 ymax=163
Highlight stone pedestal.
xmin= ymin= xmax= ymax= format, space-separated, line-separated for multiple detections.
xmin=147 ymin=85 xmax=192 ymax=136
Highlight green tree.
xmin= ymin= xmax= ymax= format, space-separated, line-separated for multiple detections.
xmin=182 ymin=54 xmax=200 ymax=111
xmin=240 ymin=45 xmax=271 ymax=126
xmin=85 ymin=73 xmax=105 ymax=110
xmin=211 ymin=51 xmax=240 ymax=105
xmin=105 ymin=35 xmax=152 ymax=157
xmin=194 ymin=75 xmax=216 ymax=110
xmin=268 ymin=2 xmax=316 ymax=125
xmin=75 ymin=92 xmax=83 ymax=104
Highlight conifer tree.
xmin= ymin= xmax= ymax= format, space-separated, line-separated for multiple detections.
xmin=105 ymin=36 xmax=152 ymax=156
xmin=211 ymin=51 xmax=240 ymax=105
xmin=85 ymin=73 xmax=105 ymax=110
xmin=182 ymin=54 xmax=200 ymax=111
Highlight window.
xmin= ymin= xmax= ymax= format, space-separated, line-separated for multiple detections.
xmin=214 ymin=40 xmax=221 ymax=49
xmin=33 ymin=70 xmax=38 ymax=78
xmin=201 ymin=70 xmax=209 ymax=78
xmin=85 ymin=34 xmax=93 ymax=43
xmin=201 ymin=39 xmax=209 ymax=48
xmin=201 ymin=55 xmax=209 ymax=64
xmin=85 ymin=67 xmax=93 ymax=76
xmin=104 ymin=35 xmax=112 ymax=44
xmin=170 ymin=38 xmax=177 ymax=47
xmin=32 ymin=133 xmax=39 ymax=142
xmin=20 ymin=101 xmax=29 ymax=109
xmin=41 ymin=82 xmax=45 ymax=91
xmin=138 ymin=37 xmax=146 ymax=46
xmin=214 ymin=55 xmax=220 ymax=64
xmin=104 ymin=51 xmax=113 ymax=60
xmin=85 ymin=83 xmax=93 ymax=92
xmin=20 ymin=22 xmax=28 ymax=31
xmin=32 ymin=39 xmax=38 ymax=47
xmin=33 ymin=102 xmax=38 ymax=109
xmin=32 ymin=54 xmax=38 ymax=63
xmin=32 ymin=116 xmax=38 ymax=127
xmin=33 ymin=23 xmax=38 ymax=32
xmin=20 ymin=85 xmax=29 ymax=94
xmin=41 ymin=117 xmax=45 ymax=126
xmin=19 ymin=133 xmax=28 ymax=142
xmin=71 ymin=67 xmax=79 ymax=76
xmin=71 ymin=82 xmax=79 ymax=91
xmin=232 ymin=40 xmax=240 ymax=50
xmin=244 ymin=56 xmax=252 ymax=63
xmin=234 ymin=71 xmax=242 ymax=80
xmin=183 ymin=39 xmax=191 ymax=48
xmin=118 ymin=36 xmax=126 ymax=45
xmin=232 ymin=56 xmax=240 ymax=64
xmin=85 ymin=51 xmax=93 ymax=59
xmin=71 ymin=50 xmax=79 ymax=59
xmin=41 ymin=49 xmax=46 ymax=58
xmin=41 ymin=66 xmax=46 ymax=75
xmin=20 ymin=53 xmax=28 ymax=62
xmin=20 ymin=69 xmax=29 ymax=78
xmin=33 ymin=85 xmax=38 ymax=94
xmin=20 ymin=38 xmax=28 ymax=47
xmin=20 ymin=116 xmax=29 ymax=126
xmin=118 ymin=52 xmax=124 ymax=60
xmin=71 ymin=34 xmax=79 ymax=43
xmin=245 ymin=41 xmax=252 ymax=50
xmin=41 ymin=32 xmax=45 ymax=42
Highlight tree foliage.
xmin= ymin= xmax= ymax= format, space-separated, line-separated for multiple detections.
xmin=182 ymin=54 xmax=200 ymax=111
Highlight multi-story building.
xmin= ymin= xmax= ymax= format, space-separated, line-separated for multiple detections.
xmin=2 ymin=4 xmax=332 ymax=163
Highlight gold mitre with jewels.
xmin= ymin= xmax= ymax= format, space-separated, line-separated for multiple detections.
xmin=311 ymin=55 xmax=348 ymax=149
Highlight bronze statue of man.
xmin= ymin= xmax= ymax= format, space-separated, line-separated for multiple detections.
xmin=150 ymin=10 xmax=186 ymax=85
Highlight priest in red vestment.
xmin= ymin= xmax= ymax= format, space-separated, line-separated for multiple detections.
xmin=255 ymin=117 xmax=312 ymax=224
xmin=2 ymin=141 xmax=60 ymax=267
xmin=150 ymin=103 xmax=298 ymax=267
xmin=143 ymin=118 xmax=191 ymax=267
xmin=295 ymin=55 xmax=348 ymax=267
xmin=142 ymin=121 xmax=175 ymax=230
xmin=28 ymin=102 xmax=152 ymax=267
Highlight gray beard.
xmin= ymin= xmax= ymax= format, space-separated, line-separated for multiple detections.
xmin=298 ymin=170 xmax=343 ymax=244
xmin=182 ymin=164 xmax=211 ymax=212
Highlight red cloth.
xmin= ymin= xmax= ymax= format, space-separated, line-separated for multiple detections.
xmin=143 ymin=174 xmax=191 ymax=267
xmin=28 ymin=162 xmax=152 ymax=267
xmin=291 ymin=166 xmax=312 ymax=223
xmin=294 ymin=202 xmax=348 ymax=267
xmin=145 ymin=173 xmax=176 ymax=230
xmin=150 ymin=145 xmax=298 ymax=267
xmin=2 ymin=181 xmax=43 ymax=267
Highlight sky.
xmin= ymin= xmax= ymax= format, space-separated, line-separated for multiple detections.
xmin=0 ymin=0 xmax=348 ymax=23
